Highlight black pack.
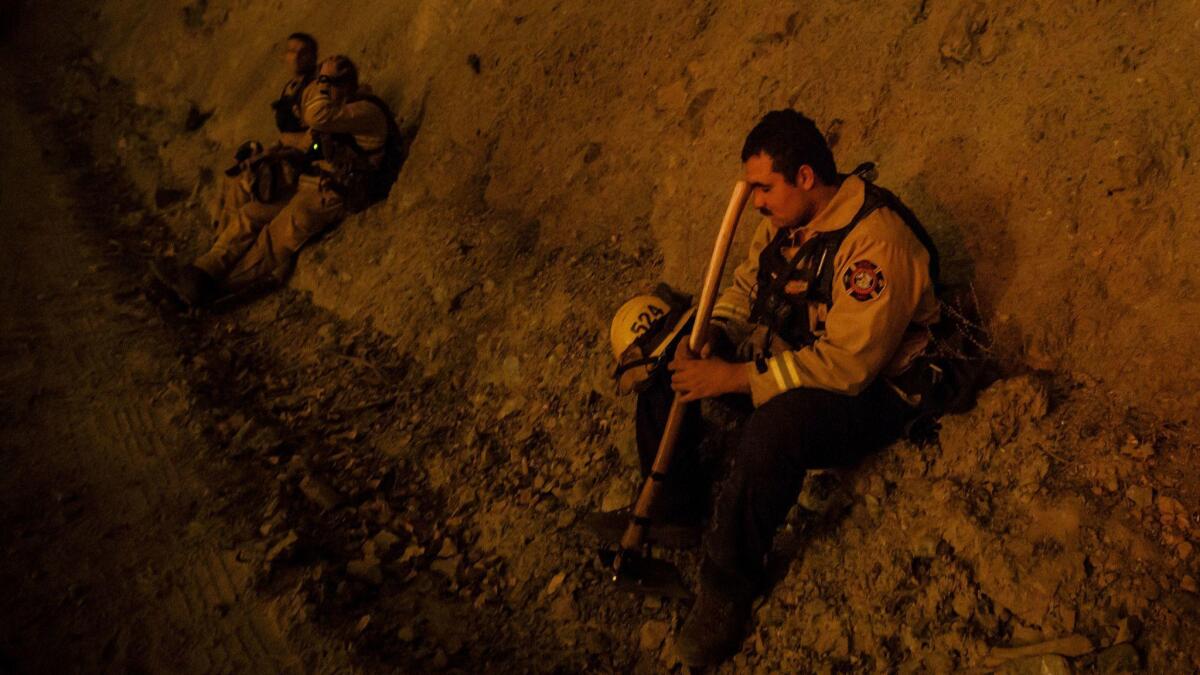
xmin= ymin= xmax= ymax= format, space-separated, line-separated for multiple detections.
xmin=248 ymin=147 xmax=307 ymax=204
xmin=271 ymin=74 xmax=314 ymax=134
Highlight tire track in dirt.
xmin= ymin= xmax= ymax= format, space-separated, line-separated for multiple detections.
xmin=0 ymin=66 xmax=309 ymax=674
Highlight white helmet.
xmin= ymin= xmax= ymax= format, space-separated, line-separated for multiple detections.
xmin=609 ymin=285 xmax=694 ymax=394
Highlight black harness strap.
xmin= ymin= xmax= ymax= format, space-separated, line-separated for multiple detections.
xmin=272 ymin=73 xmax=315 ymax=133
xmin=750 ymin=177 xmax=941 ymax=348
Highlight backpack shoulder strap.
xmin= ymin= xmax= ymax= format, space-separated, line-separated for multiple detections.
xmin=810 ymin=179 xmax=941 ymax=302
xmin=860 ymin=182 xmax=941 ymax=290
xmin=357 ymin=95 xmax=402 ymax=140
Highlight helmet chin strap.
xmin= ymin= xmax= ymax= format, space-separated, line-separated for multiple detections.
xmin=611 ymin=356 xmax=658 ymax=380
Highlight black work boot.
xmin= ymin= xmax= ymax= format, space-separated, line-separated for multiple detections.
xmin=675 ymin=561 xmax=755 ymax=667
xmin=580 ymin=509 xmax=702 ymax=549
xmin=173 ymin=264 xmax=219 ymax=306
xmin=152 ymin=260 xmax=219 ymax=307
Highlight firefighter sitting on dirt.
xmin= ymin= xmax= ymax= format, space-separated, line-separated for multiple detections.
xmin=273 ymin=32 xmax=322 ymax=149
xmin=161 ymin=54 xmax=404 ymax=306
xmin=198 ymin=32 xmax=321 ymax=283
xmin=607 ymin=110 xmax=947 ymax=667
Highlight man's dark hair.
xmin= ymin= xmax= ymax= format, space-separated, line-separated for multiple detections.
xmin=741 ymin=109 xmax=837 ymax=185
xmin=288 ymin=32 xmax=318 ymax=57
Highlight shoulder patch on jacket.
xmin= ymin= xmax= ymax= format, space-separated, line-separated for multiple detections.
xmin=842 ymin=260 xmax=886 ymax=301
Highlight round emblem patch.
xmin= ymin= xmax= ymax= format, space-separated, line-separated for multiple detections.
xmin=842 ymin=260 xmax=886 ymax=301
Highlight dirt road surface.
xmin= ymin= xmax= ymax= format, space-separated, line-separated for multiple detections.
xmin=0 ymin=69 xmax=320 ymax=675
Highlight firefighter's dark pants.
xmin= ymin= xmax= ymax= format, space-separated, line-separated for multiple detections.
xmin=636 ymin=366 xmax=910 ymax=596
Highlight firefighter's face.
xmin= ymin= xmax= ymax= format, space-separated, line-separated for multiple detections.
xmin=744 ymin=151 xmax=819 ymax=230
xmin=285 ymin=39 xmax=315 ymax=75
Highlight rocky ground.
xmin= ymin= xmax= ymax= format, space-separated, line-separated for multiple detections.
xmin=3 ymin=2 xmax=1200 ymax=673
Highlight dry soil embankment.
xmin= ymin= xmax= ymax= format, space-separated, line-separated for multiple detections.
xmin=4 ymin=1 xmax=1200 ymax=672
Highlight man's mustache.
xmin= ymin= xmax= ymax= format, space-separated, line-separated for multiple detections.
xmin=758 ymin=207 xmax=772 ymax=217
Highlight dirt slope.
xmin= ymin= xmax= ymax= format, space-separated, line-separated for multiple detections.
xmin=2 ymin=0 xmax=1199 ymax=672
xmin=15 ymin=0 xmax=1200 ymax=418
xmin=0 ymin=66 xmax=338 ymax=674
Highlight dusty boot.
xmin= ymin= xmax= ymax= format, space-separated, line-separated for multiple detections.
xmin=153 ymin=261 xmax=219 ymax=307
xmin=675 ymin=562 xmax=754 ymax=667
xmin=175 ymin=264 xmax=220 ymax=306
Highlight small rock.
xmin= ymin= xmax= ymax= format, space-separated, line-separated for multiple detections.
xmin=654 ymin=78 xmax=688 ymax=112
xmin=1178 ymin=540 xmax=1193 ymax=560
xmin=399 ymin=544 xmax=425 ymax=563
xmin=544 ymin=572 xmax=566 ymax=597
xmin=601 ymin=481 xmax=633 ymax=513
xmin=1125 ymin=485 xmax=1153 ymax=511
xmin=397 ymin=625 xmax=416 ymax=642
xmin=265 ymin=530 xmax=299 ymax=564
xmin=1182 ymin=575 xmax=1198 ymax=593
xmin=639 ymin=620 xmax=669 ymax=652
xmin=1119 ymin=434 xmax=1154 ymax=460
xmin=997 ymin=654 xmax=1072 ymax=675
xmin=431 ymin=555 xmax=461 ymax=579
xmin=1156 ymin=495 xmax=1185 ymax=519
xmin=1097 ymin=642 xmax=1140 ymax=674
xmin=549 ymin=592 xmax=577 ymax=622
xmin=373 ymin=530 xmax=401 ymax=557
xmin=347 ymin=559 xmax=383 ymax=585
xmin=437 ymin=538 xmax=458 ymax=558
xmin=1113 ymin=617 xmax=1136 ymax=645
xmin=355 ymin=614 xmax=371 ymax=633
xmin=952 ymin=591 xmax=974 ymax=619
xmin=555 ymin=510 xmax=576 ymax=529
xmin=299 ymin=475 xmax=343 ymax=511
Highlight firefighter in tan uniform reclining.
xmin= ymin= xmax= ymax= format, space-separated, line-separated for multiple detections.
xmin=162 ymin=54 xmax=402 ymax=306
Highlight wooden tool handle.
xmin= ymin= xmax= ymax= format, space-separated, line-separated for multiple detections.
xmin=617 ymin=180 xmax=751 ymax=554
xmin=688 ymin=180 xmax=752 ymax=354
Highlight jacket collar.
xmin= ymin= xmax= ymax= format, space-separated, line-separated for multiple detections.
xmin=768 ymin=174 xmax=866 ymax=237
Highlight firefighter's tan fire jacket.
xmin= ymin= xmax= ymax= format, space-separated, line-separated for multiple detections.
xmin=712 ymin=175 xmax=940 ymax=407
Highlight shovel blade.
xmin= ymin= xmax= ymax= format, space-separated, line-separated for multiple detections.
xmin=598 ymin=549 xmax=693 ymax=600
xmin=580 ymin=511 xmax=702 ymax=550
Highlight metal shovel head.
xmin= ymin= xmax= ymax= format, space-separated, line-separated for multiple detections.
xmin=598 ymin=548 xmax=693 ymax=601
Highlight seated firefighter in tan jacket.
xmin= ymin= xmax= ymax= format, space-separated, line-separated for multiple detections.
xmin=615 ymin=110 xmax=943 ymax=667
xmin=163 ymin=54 xmax=398 ymax=306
